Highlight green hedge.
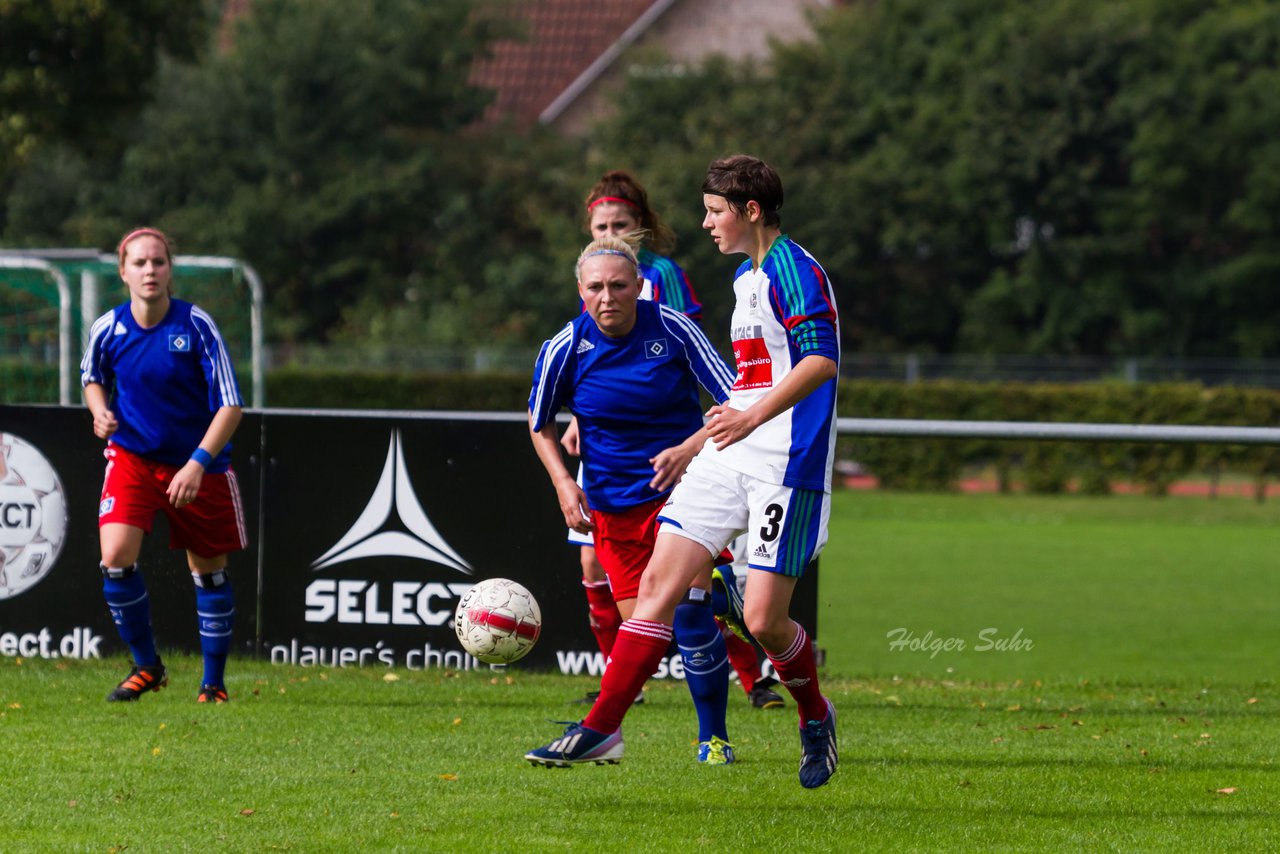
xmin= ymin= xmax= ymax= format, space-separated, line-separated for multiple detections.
xmin=265 ymin=368 xmax=531 ymax=411
xmin=0 ymin=362 xmax=58 ymax=404
xmin=837 ymin=381 xmax=1280 ymax=496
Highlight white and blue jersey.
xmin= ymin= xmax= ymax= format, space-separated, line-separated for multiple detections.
xmin=530 ymin=300 xmax=736 ymax=513
xmin=81 ymin=298 xmax=243 ymax=472
xmin=709 ymin=235 xmax=839 ymax=492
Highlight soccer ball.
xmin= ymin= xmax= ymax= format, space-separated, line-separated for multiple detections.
xmin=454 ymin=578 xmax=542 ymax=664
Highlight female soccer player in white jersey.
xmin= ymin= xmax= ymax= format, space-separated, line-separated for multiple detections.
xmin=81 ymin=227 xmax=246 ymax=705
xmin=564 ymin=170 xmax=783 ymax=712
xmin=527 ymin=155 xmax=840 ymax=789
xmin=527 ymin=234 xmax=744 ymax=765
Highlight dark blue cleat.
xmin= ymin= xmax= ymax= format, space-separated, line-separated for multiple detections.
xmin=526 ymin=721 xmax=624 ymax=767
xmin=799 ymin=697 xmax=837 ymax=788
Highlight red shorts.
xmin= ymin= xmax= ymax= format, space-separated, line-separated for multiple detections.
xmin=98 ymin=444 xmax=248 ymax=558
xmin=591 ymin=496 xmax=666 ymax=601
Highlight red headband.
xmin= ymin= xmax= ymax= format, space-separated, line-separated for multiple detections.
xmin=587 ymin=196 xmax=641 ymax=212
xmin=117 ymin=228 xmax=170 ymax=263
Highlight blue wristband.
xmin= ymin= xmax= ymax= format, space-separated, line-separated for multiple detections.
xmin=190 ymin=448 xmax=214 ymax=469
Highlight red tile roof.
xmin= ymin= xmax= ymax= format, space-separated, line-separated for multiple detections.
xmin=469 ymin=0 xmax=662 ymax=128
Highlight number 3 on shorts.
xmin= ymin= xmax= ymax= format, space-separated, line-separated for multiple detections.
xmin=745 ymin=486 xmax=831 ymax=578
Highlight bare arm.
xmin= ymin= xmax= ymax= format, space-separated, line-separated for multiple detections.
xmin=83 ymin=383 xmax=118 ymax=440
xmin=705 ymin=355 xmax=838 ymax=451
xmin=560 ymin=415 xmax=581 ymax=457
xmin=166 ymin=405 xmax=243 ymax=508
xmin=529 ymin=412 xmax=593 ymax=533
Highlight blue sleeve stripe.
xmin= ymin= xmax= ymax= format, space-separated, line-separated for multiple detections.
xmin=529 ymin=323 xmax=573 ymax=431
xmin=80 ymin=310 xmax=115 ymax=385
xmin=658 ymin=305 xmax=736 ymax=399
xmin=191 ymin=306 xmax=243 ymax=407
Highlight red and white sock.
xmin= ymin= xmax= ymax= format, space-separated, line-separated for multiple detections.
xmin=720 ymin=621 xmax=761 ymax=694
xmin=583 ymin=619 xmax=671 ymax=734
xmin=765 ymin=621 xmax=827 ymax=723
xmin=582 ymin=580 xmax=621 ymax=656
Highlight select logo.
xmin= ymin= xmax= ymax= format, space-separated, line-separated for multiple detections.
xmin=312 ymin=430 xmax=472 ymax=574
xmin=0 ymin=433 xmax=67 ymax=600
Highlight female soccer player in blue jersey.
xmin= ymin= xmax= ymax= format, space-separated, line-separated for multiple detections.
xmin=563 ymin=171 xmax=782 ymax=711
xmin=527 ymin=155 xmax=841 ymax=789
xmin=528 ymin=234 xmax=742 ymax=765
xmin=81 ymin=227 xmax=246 ymax=704
xmin=562 ymin=171 xmax=703 ymax=667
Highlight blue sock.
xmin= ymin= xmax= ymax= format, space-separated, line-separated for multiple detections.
xmin=194 ymin=570 xmax=235 ymax=689
xmin=674 ymin=590 xmax=730 ymax=742
xmin=102 ymin=564 xmax=159 ymax=666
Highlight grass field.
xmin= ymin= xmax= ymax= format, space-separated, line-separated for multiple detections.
xmin=1 ymin=490 xmax=1276 ymax=852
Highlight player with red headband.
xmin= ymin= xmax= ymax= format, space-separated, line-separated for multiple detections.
xmin=81 ymin=227 xmax=246 ymax=704
xmin=565 ymin=171 xmax=785 ymax=712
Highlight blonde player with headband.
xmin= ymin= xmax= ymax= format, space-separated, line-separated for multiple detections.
xmin=528 ymin=234 xmax=744 ymax=765
xmin=81 ymin=227 xmax=246 ymax=705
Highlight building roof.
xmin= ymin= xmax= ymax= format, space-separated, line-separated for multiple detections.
xmin=469 ymin=0 xmax=666 ymax=128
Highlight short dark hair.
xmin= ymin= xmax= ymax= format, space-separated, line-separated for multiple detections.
xmin=701 ymin=155 xmax=783 ymax=227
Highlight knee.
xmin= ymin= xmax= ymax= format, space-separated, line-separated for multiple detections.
xmin=745 ymin=610 xmax=793 ymax=653
xmin=100 ymin=547 xmax=138 ymax=570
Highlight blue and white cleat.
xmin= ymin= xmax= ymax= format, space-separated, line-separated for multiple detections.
xmin=697 ymin=735 xmax=736 ymax=765
xmin=798 ymin=697 xmax=838 ymax=789
xmin=711 ymin=565 xmax=756 ymax=645
xmin=525 ymin=721 xmax=624 ymax=767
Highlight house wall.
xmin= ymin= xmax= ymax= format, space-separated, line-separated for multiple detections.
xmin=550 ymin=0 xmax=834 ymax=135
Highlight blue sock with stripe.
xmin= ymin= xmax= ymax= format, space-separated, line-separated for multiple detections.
xmin=194 ymin=570 xmax=235 ymax=689
xmin=101 ymin=564 xmax=159 ymax=666
xmin=674 ymin=589 xmax=730 ymax=742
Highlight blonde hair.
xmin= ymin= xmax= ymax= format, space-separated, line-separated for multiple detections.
xmin=574 ymin=234 xmax=641 ymax=280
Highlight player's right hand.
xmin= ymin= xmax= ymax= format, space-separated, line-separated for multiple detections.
xmin=93 ymin=408 xmax=119 ymax=440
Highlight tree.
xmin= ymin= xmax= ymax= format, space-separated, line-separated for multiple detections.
xmin=99 ymin=0 xmax=512 ymax=342
xmin=0 ymin=0 xmax=209 ymax=237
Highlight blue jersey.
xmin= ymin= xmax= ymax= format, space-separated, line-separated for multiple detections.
xmin=81 ymin=298 xmax=243 ymax=472
xmin=638 ymin=249 xmax=701 ymax=322
xmin=530 ymin=301 xmax=736 ymax=513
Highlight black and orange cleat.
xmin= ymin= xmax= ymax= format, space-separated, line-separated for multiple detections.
xmin=107 ymin=661 xmax=168 ymax=702
xmin=197 ymin=684 xmax=228 ymax=704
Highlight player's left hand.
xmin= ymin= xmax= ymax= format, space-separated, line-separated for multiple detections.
xmin=649 ymin=441 xmax=699 ymax=491
xmin=167 ymin=461 xmax=204 ymax=509
xmin=705 ymin=403 xmax=758 ymax=450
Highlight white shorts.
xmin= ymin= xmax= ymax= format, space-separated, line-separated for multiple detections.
xmin=656 ymin=455 xmax=829 ymax=578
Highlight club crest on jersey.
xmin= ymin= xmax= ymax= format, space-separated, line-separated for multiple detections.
xmin=169 ymin=334 xmax=191 ymax=352
xmin=644 ymin=339 xmax=667 ymax=359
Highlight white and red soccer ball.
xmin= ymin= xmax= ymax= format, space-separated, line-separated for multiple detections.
xmin=453 ymin=578 xmax=542 ymax=664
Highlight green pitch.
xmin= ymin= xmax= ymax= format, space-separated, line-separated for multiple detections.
xmin=1 ymin=491 xmax=1275 ymax=851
